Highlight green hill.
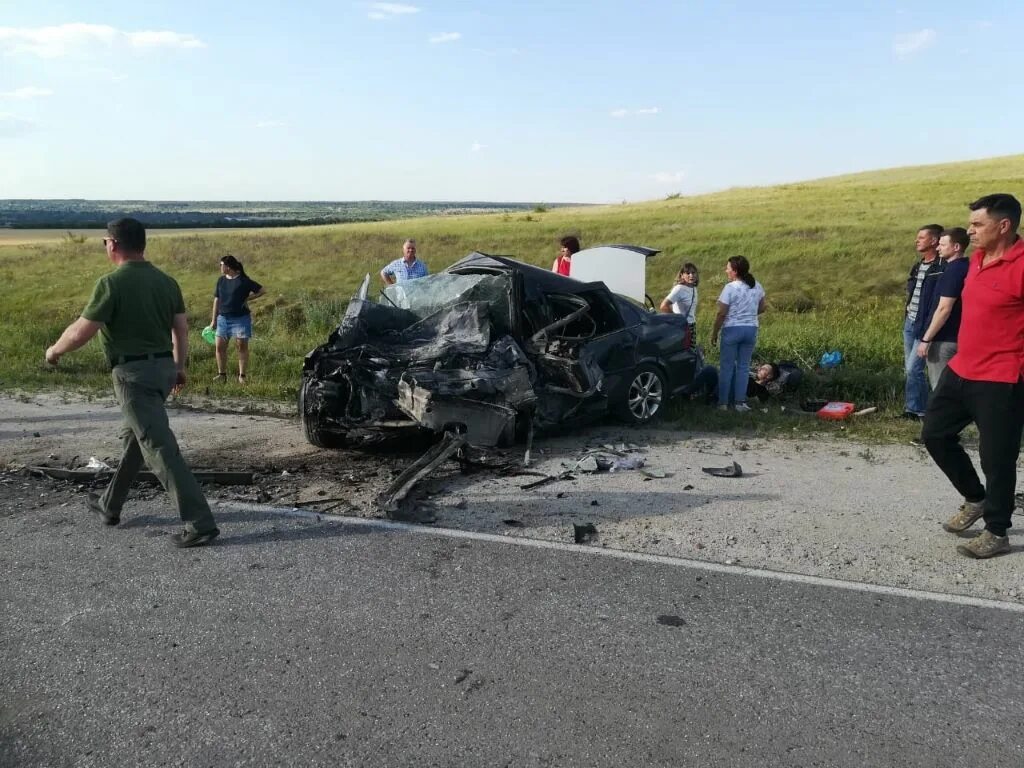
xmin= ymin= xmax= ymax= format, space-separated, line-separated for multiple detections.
xmin=3 ymin=154 xmax=1022 ymax=409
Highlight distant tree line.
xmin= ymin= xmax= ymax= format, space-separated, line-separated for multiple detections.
xmin=0 ymin=200 xmax=583 ymax=229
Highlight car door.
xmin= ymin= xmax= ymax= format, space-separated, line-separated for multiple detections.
xmin=622 ymin=299 xmax=696 ymax=392
xmin=571 ymin=288 xmax=638 ymax=401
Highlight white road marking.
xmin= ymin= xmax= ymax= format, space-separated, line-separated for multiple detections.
xmin=230 ymin=502 xmax=1024 ymax=614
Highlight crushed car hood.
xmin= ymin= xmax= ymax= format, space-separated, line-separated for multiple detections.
xmin=302 ymin=265 xmax=607 ymax=447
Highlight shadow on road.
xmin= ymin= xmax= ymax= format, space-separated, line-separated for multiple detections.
xmin=118 ymin=506 xmax=383 ymax=548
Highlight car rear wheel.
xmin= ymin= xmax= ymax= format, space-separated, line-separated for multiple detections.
xmin=299 ymin=375 xmax=347 ymax=448
xmin=619 ymin=364 xmax=667 ymax=424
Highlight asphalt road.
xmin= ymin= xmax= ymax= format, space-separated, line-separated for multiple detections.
xmin=2 ymin=500 xmax=1022 ymax=767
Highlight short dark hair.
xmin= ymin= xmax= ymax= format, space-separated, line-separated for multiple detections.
xmin=106 ymin=217 xmax=146 ymax=253
xmin=941 ymin=227 xmax=970 ymax=253
xmin=559 ymin=235 xmax=581 ymax=254
xmin=969 ymin=193 xmax=1021 ymax=231
xmin=920 ymin=224 xmax=943 ymax=240
xmin=766 ymin=363 xmax=780 ymax=381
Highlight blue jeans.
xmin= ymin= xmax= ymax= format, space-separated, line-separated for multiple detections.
xmin=903 ymin=316 xmax=928 ymax=416
xmin=719 ymin=325 xmax=758 ymax=407
xmin=683 ymin=365 xmax=719 ymax=401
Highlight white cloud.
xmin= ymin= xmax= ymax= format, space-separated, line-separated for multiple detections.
xmin=611 ymin=107 xmax=660 ymax=118
xmin=429 ymin=32 xmax=461 ymax=44
xmin=0 ymin=86 xmax=53 ymax=100
xmin=0 ymin=23 xmax=205 ymax=58
xmin=256 ymin=120 xmax=287 ymax=129
xmin=892 ymin=28 xmax=936 ymax=57
xmin=651 ymin=171 xmax=685 ymax=184
xmin=368 ymin=3 xmax=420 ymax=20
xmin=0 ymin=113 xmax=38 ymax=137
xmin=127 ymin=30 xmax=205 ymax=49
xmin=470 ymin=142 xmax=486 ymax=152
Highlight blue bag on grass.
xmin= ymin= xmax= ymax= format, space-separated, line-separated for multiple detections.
xmin=819 ymin=350 xmax=842 ymax=369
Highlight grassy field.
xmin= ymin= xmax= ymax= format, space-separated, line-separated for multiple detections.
xmin=2 ymin=154 xmax=1022 ymax=437
xmin=0 ymin=228 xmax=257 ymax=246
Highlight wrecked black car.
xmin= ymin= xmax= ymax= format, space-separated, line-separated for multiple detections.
xmin=299 ymin=252 xmax=699 ymax=448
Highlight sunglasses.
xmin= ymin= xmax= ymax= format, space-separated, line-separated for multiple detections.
xmin=102 ymin=237 xmax=117 ymax=246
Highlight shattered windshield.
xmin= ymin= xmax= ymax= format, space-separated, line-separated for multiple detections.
xmin=381 ymin=273 xmax=511 ymax=332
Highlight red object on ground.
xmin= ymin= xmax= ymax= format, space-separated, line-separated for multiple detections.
xmin=817 ymin=402 xmax=856 ymax=420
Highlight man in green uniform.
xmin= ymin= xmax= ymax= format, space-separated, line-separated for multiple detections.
xmin=45 ymin=217 xmax=219 ymax=548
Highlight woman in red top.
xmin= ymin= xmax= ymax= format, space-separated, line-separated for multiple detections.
xmin=551 ymin=235 xmax=581 ymax=276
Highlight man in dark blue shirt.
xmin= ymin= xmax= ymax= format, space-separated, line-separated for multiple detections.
xmin=915 ymin=227 xmax=970 ymax=387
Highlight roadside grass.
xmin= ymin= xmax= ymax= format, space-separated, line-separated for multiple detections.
xmin=2 ymin=153 xmax=1021 ymax=441
xmin=662 ymin=397 xmax=927 ymax=445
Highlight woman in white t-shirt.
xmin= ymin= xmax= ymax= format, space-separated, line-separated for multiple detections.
xmin=659 ymin=262 xmax=699 ymax=345
xmin=710 ymin=256 xmax=766 ymax=412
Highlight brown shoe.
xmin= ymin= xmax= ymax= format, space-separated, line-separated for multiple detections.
xmin=956 ymin=530 xmax=1010 ymax=559
xmin=942 ymin=500 xmax=984 ymax=533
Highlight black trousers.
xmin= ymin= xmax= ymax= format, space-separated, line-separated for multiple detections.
xmin=921 ymin=368 xmax=1024 ymax=536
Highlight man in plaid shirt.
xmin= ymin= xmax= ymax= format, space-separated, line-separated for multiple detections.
xmin=380 ymin=239 xmax=429 ymax=285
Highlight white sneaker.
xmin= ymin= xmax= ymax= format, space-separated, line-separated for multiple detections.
xmin=717 ymin=405 xmax=729 ymax=412
xmin=734 ymin=403 xmax=752 ymax=413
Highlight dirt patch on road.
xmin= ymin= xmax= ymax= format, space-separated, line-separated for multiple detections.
xmin=1 ymin=393 xmax=1020 ymax=604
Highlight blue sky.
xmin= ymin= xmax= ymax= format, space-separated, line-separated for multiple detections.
xmin=1 ymin=1 xmax=1021 ymax=202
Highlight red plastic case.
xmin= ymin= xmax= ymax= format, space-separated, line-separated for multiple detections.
xmin=817 ymin=401 xmax=856 ymax=420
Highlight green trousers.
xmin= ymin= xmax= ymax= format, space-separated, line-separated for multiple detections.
xmin=98 ymin=358 xmax=217 ymax=533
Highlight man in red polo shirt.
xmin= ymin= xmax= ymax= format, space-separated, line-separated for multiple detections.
xmin=922 ymin=193 xmax=1024 ymax=558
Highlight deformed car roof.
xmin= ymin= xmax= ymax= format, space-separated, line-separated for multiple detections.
xmin=447 ymin=251 xmax=610 ymax=295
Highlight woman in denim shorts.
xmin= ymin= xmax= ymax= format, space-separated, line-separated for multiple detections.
xmin=209 ymin=255 xmax=265 ymax=383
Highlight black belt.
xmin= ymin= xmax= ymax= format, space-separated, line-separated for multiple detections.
xmin=111 ymin=351 xmax=173 ymax=366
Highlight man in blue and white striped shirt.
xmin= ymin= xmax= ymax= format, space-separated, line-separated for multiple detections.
xmin=902 ymin=224 xmax=942 ymax=419
xmin=380 ymin=239 xmax=429 ymax=285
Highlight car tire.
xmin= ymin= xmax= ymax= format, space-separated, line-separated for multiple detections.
xmin=618 ymin=364 xmax=667 ymax=425
xmin=298 ymin=375 xmax=347 ymax=449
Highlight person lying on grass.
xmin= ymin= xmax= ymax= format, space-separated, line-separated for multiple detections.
xmin=683 ymin=362 xmax=781 ymax=405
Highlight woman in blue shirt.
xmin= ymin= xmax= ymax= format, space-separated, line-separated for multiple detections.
xmin=209 ymin=254 xmax=265 ymax=383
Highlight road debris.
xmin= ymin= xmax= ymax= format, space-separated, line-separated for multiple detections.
xmin=27 ymin=465 xmax=254 ymax=485
xmin=375 ymin=430 xmax=467 ymax=515
xmin=573 ymin=523 xmax=599 ymax=544
xmin=520 ymin=470 xmax=574 ymax=490
xmin=701 ymin=461 xmax=743 ymax=478
xmin=610 ymin=454 xmax=645 ymax=472
xmin=640 ymin=469 xmax=669 ymax=480
xmin=520 ymin=445 xmax=656 ymax=489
